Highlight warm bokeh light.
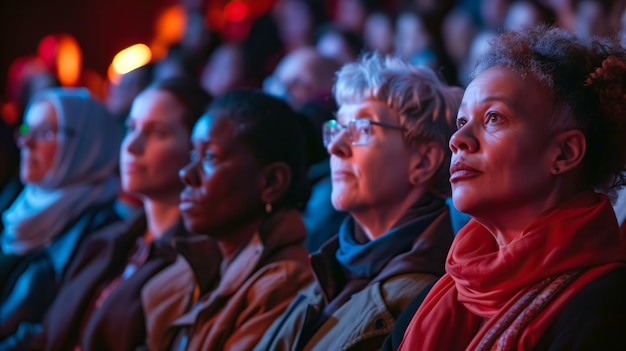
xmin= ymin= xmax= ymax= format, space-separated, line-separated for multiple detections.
xmin=81 ymin=69 xmax=106 ymax=101
xmin=108 ymin=44 xmax=152 ymax=84
xmin=1 ymin=101 xmax=20 ymax=125
xmin=6 ymin=56 xmax=49 ymax=102
xmin=224 ymin=1 xmax=249 ymax=23
xmin=156 ymin=5 xmax=186 ymax=44
xmin=151 ymin=5 xmax=187 ymax=60
xmin=37 ymin=34 xmax=82 ymax=86
xmin=56 ymin=35 xmax=82 ymax=86
xmin=205 ymin=0 xmax=274 ymax=41
xmin=37 ymin=35 xmax=59 ymax=69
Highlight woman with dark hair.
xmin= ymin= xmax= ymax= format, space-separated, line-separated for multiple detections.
xmin=398 ymin=26 xmax=626 ymax=350
xmin=143 ymin=90 xmax=313 ymax=351
xmin=0 ymin=88 xmax=122 ymax=349
xmin=42 ymin=78 xmax=211 ymax=350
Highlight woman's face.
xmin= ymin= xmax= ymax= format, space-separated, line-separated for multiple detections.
xmin=120 ymin=89 xmax=191 ymax=200
xmin=328 ymin=100 xmax=413 ymax=215
xmin=449 ymin=66 xmax=558 ymax=218
xmin=179 ymin=113 xmax=265 ymax=236
xmin=19 ymin=100 xmax=58 ymax=184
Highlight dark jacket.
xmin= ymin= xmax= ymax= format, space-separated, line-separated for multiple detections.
xmin=43 ymin=212 xmax=192 ymax=351
xmin=0 ymin=202 xmax=121 ymax=351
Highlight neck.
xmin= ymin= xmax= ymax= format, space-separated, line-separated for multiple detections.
xmin=351 ymin=189 xmax=426 ymax=240
xmin=143 ymin=196 xmax=181 ymax=242
xmin=216 ymin=216 xmax=264 ymax=263
xmin=474 ymin=188 xmax=575 ymax=246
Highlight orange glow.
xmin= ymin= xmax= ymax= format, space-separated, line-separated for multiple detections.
xmin=149 ymin=38 xmax=169 ymax=62
xmin=151 ymin=5 xmax=186 ymax=61
xmin=56 ymin=35 xmax=82 ymax=86
xmin=224 ymin=1 xmax=248 ymax=23
xmin=108 ymin=44 xmax=152 ymax=84
xmin=155 ymin=5 xmax=186 ymax=45
xmin=81 ymin=69 xmax=106 ymax=101
xmin=37 ymin=34 xmax=82 ymax=86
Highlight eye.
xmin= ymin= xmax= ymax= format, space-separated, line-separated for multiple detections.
xmin=456 ymin=117 xmax=468 ymax=129
xmin=203 ymin=151 xmax=217 ymax=163
xmin=151 ymin=127 xmax=168 ymax=138
xmin=486 ymin=112 xmax=501 ymax=124
xmin=125 ymin=120 xmax=136 ymax=133
xmin=189 ymin=150 xmax=199 ymax=162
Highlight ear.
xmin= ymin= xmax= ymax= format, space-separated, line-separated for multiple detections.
xmin=408 ymin=142 xmax=445 ymax=186
xmin=552 ymin=129 xmax=586 ymax=173
xmin=260 ymin=162 xmax=292 ymax=205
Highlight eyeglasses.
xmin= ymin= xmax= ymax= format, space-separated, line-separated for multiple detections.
xmin=14 ymin=124 xmax=75 ymax=147
xmin=322 ymin=118 xmax=405 ymax=147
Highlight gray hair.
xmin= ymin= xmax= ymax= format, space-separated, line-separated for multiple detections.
xmin=333 ymin=53 xmax=464 ymax=197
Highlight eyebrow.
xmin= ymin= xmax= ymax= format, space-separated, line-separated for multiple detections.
xmin=336 ymin=108 xmax=376 ymax=122
xmin=460 ymin=95 xmax=524 ymax=115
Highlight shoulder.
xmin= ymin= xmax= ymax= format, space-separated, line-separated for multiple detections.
xmin=245 ymin=258 xmax=314 ymax=301
xmin=81 ymin=201 xmax=124 ymax=230
xmin=379 ymin=272 xmax=439 ymax=317
xmin=539 ymin=268 xmax=626 ymax=350
xmin=142 ymin=255 xmax=197 ymax=351
xmin=142 ymin=255 xmax=196 ymax=306
xmin=62 ymin=218 xmax=133 ymax=279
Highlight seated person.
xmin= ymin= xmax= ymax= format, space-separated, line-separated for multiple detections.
xmin=42 ymin=78 xmax=211 ymax=350
xmin=141 ymin=91 xmax=313 ymax=351
xmin=255 ymin=53 xmax=463 ymax=351
xmin=398 ymin=26 xmax=626 ymax=350
xmin=0 ymin=88 xmax=122 ymax=349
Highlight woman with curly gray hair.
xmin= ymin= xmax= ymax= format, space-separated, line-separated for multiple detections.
xmin=398 ymin=25 xmax=626 ymax=350
xmin=255 ymin=53 xmax=463 ymax=351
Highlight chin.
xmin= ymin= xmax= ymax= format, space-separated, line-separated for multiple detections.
xmin=451 ymin=188 xmax=480 ymax=215
xmin=121 ymin=182 xmax=142 ymax=196
xmin=21 ymin=171 xmax=42 ymax=184
xmin=181 ymin=215 xmax=201 ymax=234
xmin=330 ymin=194 xmax=351 ymax=212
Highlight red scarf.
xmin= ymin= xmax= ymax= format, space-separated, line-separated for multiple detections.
xmin=399 ymin=191 xmax=626 ymax=350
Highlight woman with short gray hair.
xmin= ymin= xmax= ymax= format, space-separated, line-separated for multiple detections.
xmin=255 ymin=53 xmax=463 ymax=351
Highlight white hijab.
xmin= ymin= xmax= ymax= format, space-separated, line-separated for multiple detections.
xmin=1 ymin=88 xmax=121 ymax=255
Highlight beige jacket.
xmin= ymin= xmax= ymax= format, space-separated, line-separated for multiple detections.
xmin=141 ymin=209 xmax=313 ymax=351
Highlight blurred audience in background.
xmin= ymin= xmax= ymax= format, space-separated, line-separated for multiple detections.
xmin=263 ymin=47 xmax=346 ymax=252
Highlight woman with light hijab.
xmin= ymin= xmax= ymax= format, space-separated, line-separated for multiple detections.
xmin=0 ymin=87 xmax=122 ymax=349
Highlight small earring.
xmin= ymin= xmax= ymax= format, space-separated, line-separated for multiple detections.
xmin=265 ymin=203 xmax=272 ymax=214
xmin=552 ymin=167 xmax=560 ymax=175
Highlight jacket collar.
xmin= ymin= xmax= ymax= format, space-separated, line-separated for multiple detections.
xmin=310 ymin=206 xmax=454 ymax=303
xmin=176 ymin=209 xmax=307 ymax=300
xmin=171 ymin=209 xmax=308 ymax=326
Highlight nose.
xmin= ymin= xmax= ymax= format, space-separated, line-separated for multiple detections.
xmin=179 ymin=161 xmax=200 ymax=186
xmin=449 ymin=124 xmax=478 ymax=154
xmin=124 ymin=132 xmax=145 ymax=155
xmin=16 ymin=134 xmax=35 ymax=149
xmin=327 ymin=129 xmax=352 ymax=158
